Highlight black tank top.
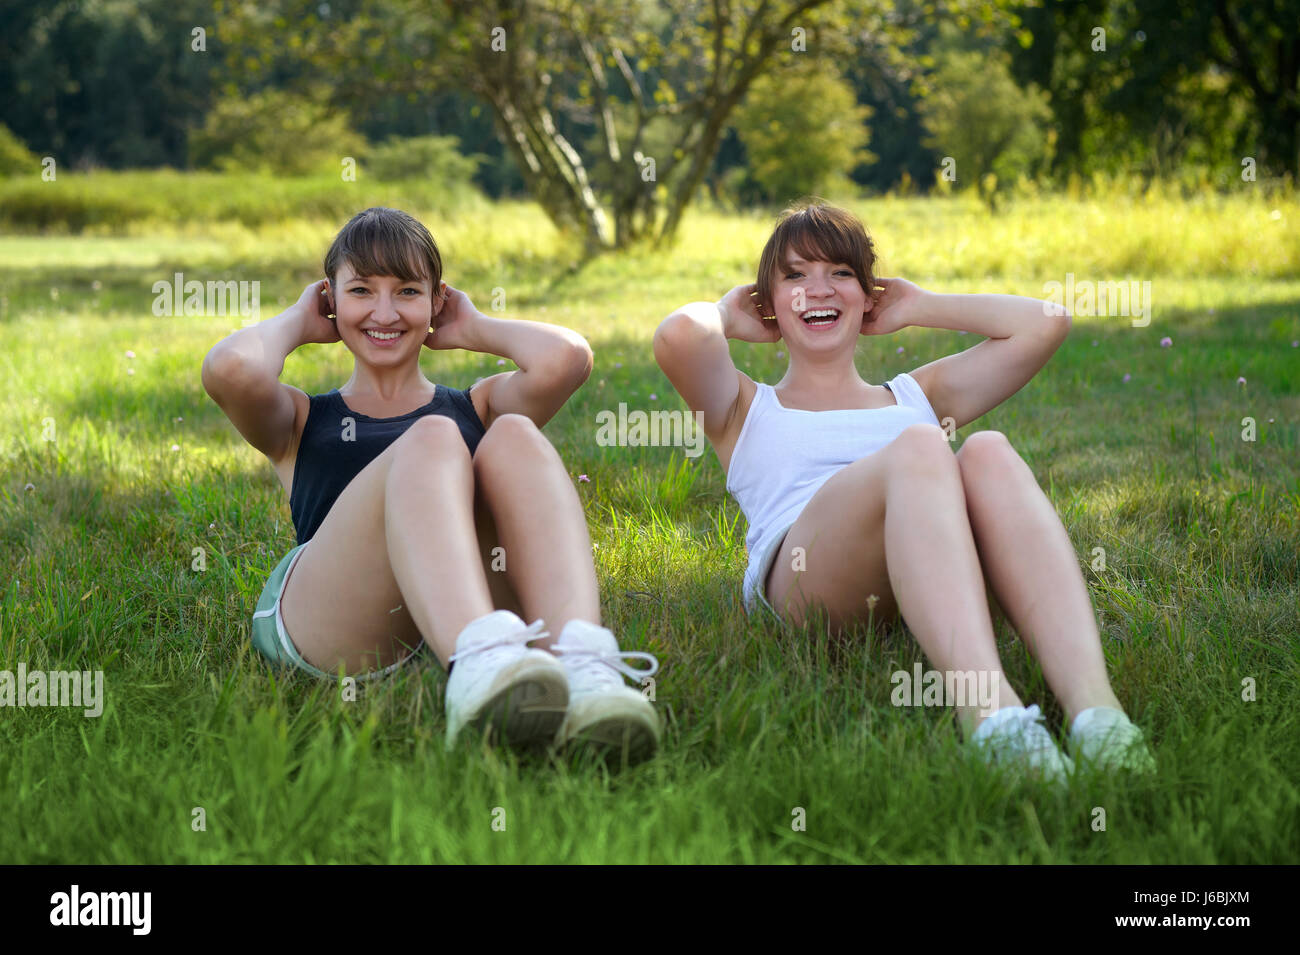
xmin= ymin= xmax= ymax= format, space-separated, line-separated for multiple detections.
xmin=288 ymin=385 xmax=486 ymax=545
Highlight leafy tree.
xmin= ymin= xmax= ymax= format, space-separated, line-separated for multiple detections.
xmin=0 ymin=0 xmax=214 ymax=169
xmin=188 ymin=88 xmax=368 ymax=176
xmin=1010 ymin=0 xmax=1300 ymax=180
xmin=917 ymin=26 xmax=1052 ymax=198
xmin=213 ymin=0 xmax=1007 ymax=250
xmin=731 ymin=61 xmax=874 ymax=203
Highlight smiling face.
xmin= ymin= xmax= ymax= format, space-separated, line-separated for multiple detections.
xmin=332 ymin=264 xmax=436 ymax=362
xmin=769 ymin=254 xmax=870 ymax=349
xmin=322 ymin=206 xmax=445 ymax=367
xmin=754 ymin=200 xmax=879 ymax=355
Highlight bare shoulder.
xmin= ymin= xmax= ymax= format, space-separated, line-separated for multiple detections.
xmin=712 ymin=369 xmax=760 ymax=475
xmin=269 ymin=385 xmax=312 ymax=495
xmin=906 ymin=363 xmax=938 ymax=399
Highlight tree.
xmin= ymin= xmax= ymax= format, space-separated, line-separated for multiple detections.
xmin=1010 ymin=0 xmax=1300 ymax=180
xmin=212 ymin=0 xmax=1014 ymax=249
xmin=731 ymin=61 xmax=874 ymax=203
xmin=917 ymin=33 xmax=1052 ymax=198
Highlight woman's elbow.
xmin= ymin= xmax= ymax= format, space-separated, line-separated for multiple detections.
xmin=551 ymin=336 xmax=593 ymax=389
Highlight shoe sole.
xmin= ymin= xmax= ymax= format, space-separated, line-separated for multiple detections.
xmin=562 ymin=719 xmax=659 ymax=765
xmin=558 ymin=697 xmax=660 ymax=765
xmin=464 ymin=670 xmax=569 ymax=751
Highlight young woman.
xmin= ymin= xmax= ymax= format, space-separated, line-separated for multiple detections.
xmin=653 ymin=200 xmax=1154 ymax=784
xmin=202 ymin=207 xmax=659 ymax=761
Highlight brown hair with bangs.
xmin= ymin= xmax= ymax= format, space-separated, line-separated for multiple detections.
xmin=323 ymin=207 xmax=443 ymax=315
xmin=754 ymin=199 xmax=878 ymax=318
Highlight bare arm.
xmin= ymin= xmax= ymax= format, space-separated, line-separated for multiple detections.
xmin=653 ymin=284 xmax=780 ymax=439
xmin=885 ymin=282 xmax=1071 ymax=429
xmin=428 ymin=285 xmax=592 ymax=430
xmin=200 ymin=281 xmax=332 ymax=460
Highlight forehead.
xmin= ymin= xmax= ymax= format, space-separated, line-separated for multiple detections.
xmin=337 ymin=265 xmax=428 ymax=284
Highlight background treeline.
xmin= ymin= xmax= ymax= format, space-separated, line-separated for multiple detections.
xmin=1 ymin=0 xmax=1296 ymax=246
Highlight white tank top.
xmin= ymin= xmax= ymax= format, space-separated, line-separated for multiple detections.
xmin=726 ymin=372 xmax=942 ymax=605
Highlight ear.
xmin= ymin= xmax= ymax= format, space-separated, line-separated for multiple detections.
xmin=430 ymin=281 xmax=447 ymax=318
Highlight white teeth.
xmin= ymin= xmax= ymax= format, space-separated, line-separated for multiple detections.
xmin=365 ymin=330 xmax=402 ymax=340
xmin=802 ymin=309 xmax=838 ymax=320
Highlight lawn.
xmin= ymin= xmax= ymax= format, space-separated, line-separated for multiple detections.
xmin=1 ymin=179 xmax=1297 ymax=862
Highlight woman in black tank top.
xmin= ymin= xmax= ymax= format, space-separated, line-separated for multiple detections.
xmin=203 ymin=207 xmax=661 ymax=761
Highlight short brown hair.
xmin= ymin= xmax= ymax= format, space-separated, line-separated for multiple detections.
xmin=323 ymin=207 xmax=443 ymax=292
xmin=754 ymin=199 xmax=878 ymax=317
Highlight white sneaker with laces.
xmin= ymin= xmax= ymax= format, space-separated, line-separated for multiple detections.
xmin=1069 ymin=707 xmax=1156 ymax=774
xmin=969 ymin=704 xmax=1074 ymax=787
xmin=444 ymin=611 xmax=569 ymax=751
xmin=550 ymin=620 xmax=661 ymax=763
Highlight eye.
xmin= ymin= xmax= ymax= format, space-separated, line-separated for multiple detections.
xmin=785 ymin=271 xmax=803 ymax=280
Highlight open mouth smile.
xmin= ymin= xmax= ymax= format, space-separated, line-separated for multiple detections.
xmin=799 ymin=308 xmax=841 ymax=329
xmin=362 ymin=328 xmax=406 ymax=346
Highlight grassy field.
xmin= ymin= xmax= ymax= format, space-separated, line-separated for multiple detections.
xmin=1 ymin=177 xmax=1298 ymax=863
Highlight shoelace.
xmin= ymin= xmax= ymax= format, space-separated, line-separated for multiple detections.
xmin=447 ymin=618 xmax=550 ymax=665
xmin=550 ymin=645 xmax=660 ymax=687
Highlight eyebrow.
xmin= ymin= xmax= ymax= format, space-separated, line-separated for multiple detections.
xmin=784 ymin=257 xmax=851 ymax=268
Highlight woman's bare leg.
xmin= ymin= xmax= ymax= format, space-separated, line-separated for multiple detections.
xmin=279 ymin=415 xmax=498 ymax=673
xmin=955 ymin=431 xmax=1123 ymax=725
xmin=765 ymin=424 xmax=1024 ymax=736
xmin=471 ymin=414 xmax=602 ymax=647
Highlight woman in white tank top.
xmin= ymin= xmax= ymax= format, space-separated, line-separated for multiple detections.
xmin=654 ymin=200 xmax=1155 ymax=784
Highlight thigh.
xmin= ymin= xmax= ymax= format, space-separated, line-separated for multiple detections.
xmin=279 ymin=435 xmax=425 ymax=674
xmin=764 ymin=447 xmax=899 ymax=631
xmin=279 ymin=425 xmax=521 ymax=675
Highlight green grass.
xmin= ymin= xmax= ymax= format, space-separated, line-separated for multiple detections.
xmin=1 ymin=181 xmax=1298 ymax=863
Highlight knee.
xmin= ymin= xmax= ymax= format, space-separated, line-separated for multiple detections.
xmin=955 ymin=430 xmax=1017 ymax=480
xmin=396 ymin=414 xmax=471 ymax=464
xmin=886 ymin=423 xmax=958 ymax=477
xmin=473 ymin=413 xmax=547 ymax=468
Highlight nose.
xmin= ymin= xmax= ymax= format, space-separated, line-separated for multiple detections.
xmin=370 ymin=291 xmax=402 ymax=325
xmin=805 ymin=269 xmax=834 ymax=298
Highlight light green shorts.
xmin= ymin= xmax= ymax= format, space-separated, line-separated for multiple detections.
xmin=250 ymin=542 xmax=417 ymax=681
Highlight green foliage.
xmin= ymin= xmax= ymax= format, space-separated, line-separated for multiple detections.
xmin=918 ymin=37 xmax=1052 ymax=198
xmin=362 ymin=135 xmax=480 ymax=193
xmin=0 ymin=170 xmax=481 ymax=233
xmin=731 ymin=63 xmax=874 ymax=204
xmin=0 ymin=123 xmax=38 ymax=177
xmin=188 ymin=89 xmax=368 ymax=177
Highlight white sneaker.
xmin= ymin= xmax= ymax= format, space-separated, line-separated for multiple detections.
xmin=444 ymin=611 xmax=569 ymax=751
xmin=550 ymin=620 xmax=661 ymax=763
xmin=969 ymin=704 xmax=1074 ymax=787
xmin=1069 ymin=707 xmax=1156 ymax=775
